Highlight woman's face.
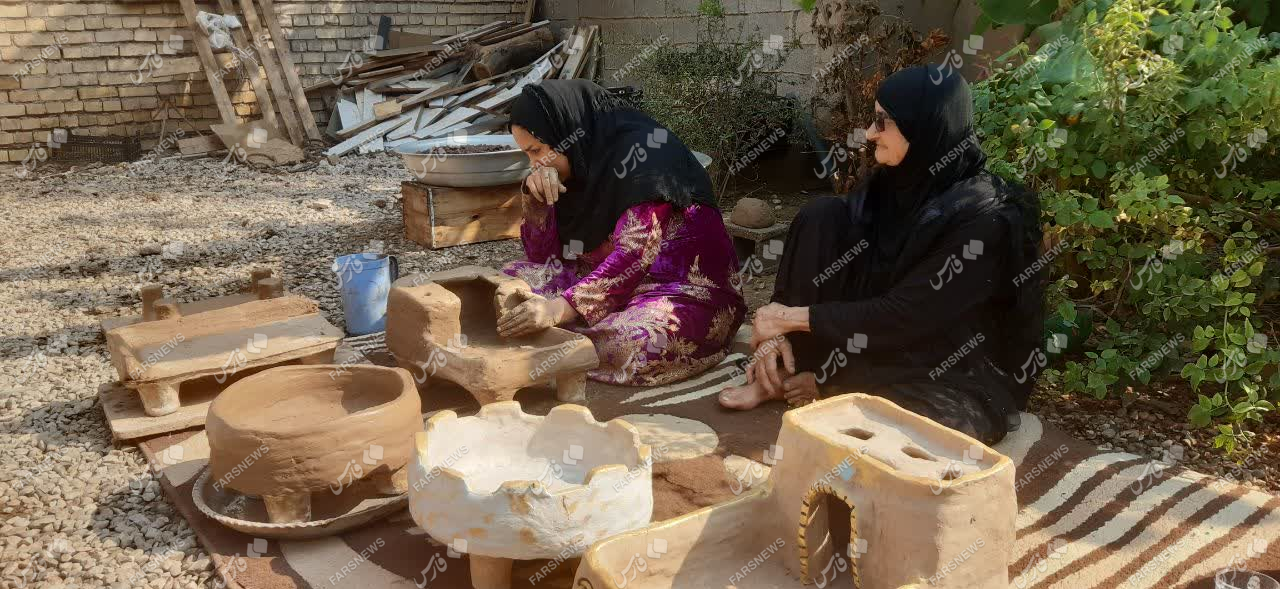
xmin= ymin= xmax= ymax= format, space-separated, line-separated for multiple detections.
xmin=865 ymin=101 xmax=909 ymax=166
xmin=512 ymin=125 xmax=572 ymax=181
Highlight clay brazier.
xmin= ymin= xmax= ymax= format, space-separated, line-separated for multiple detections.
xmin=205 ymin=365 xmax=422 ymax=524
xmin=386 ymin=266 xmax=599 ymax=405
xmin=409 ymin=402 xmax=653 ymax=589
xmin=573 ymin=394 xmax=1017 ymax=589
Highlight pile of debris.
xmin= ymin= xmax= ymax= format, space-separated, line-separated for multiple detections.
xmin=312 ymin=23 xmax=601 ymax=157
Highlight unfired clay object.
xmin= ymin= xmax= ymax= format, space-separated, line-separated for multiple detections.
xmin=205 ymin=364 xmax=422 ymax=524
xmin=574 ymin=394 xmax=1016 ymax=589
xmin=386 ymin=266 xmax=599 ymax=405
xmin=728 ymin=197 xmax=776 ymax=229
xmin=105 ymin=295 xmax=343 ymax=417
xmin=409 ymin=402 xmax=653 ymax=589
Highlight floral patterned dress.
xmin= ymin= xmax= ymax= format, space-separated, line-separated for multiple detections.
xmin=503 ymin=192 xmax=747 ymax=386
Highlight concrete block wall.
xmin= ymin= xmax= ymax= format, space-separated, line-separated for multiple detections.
xmin=542 ymin=0 xmax=820 ymax=98
xmin=0 ymin=0 xmax=524 ymax=164
xmin=542 ymin=0 xmax=1011 ymax=99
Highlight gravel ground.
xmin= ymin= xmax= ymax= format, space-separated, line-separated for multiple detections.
xmin=0 ymin=152 xmax=1274 ymax=589
xmin=0 ymin=153 xmax=521 ymax=589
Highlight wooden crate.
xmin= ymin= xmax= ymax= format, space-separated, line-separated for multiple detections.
xmin=402 ymin=181 xmax=523 ymax=249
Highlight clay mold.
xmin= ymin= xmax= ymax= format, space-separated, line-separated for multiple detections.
xmin=386 ymin=266 xmax=599 ymax=405
xmin=573 ymin=394 xmax=1017 ymax=589
xmin=409 ymin=402 xmax=653 ymax=589
xmin=205 ymin=364 xmax=423 ymax=524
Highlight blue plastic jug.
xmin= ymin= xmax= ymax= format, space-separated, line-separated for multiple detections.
xmin=333 ymin=253 xmax=398 ymax=336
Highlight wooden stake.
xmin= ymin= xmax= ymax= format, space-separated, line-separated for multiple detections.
xmin=177 ymin=0 xmax=238 ymax=125
xmin=256 ymin=0 xmax=324 ymax=141
xmin=214 ymin=0 xmax=279 ymax=130
xmin=235 ymin=0 xmax=304 ymax=144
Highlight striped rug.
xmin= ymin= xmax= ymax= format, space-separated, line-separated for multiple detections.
xmin=140 ymin=372 xmax=1279 ymax=589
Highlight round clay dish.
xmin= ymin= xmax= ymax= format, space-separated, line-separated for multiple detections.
xmin=206 ymin=364 xmax=422 ymax=497
xmin=192 ymin=467 xmax=407 ymax=540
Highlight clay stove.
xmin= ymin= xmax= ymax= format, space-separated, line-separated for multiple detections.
xmin=409 ymin=402 xmax=653 ymax=589
xmin=386 ymin=266 xmax=598 ymax=405
xmin=573 ymin=394 xmax=1017 ymax=589
xmin=205 ymin=364 xmax=422 ymax=523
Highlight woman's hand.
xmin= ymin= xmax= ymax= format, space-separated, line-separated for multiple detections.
xmin=524 ymin=166 xmax=567 ymax=206
xmin=496 ymin=296 xmax=575 ymax=337
xmin=750 ymin=303 xmax=809 ymax=347
xmin=748 ymin=335 xmax=796 ymax=396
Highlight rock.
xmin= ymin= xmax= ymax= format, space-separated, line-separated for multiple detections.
xmin=728 ymin=197 xmax=775 ymax=229
xmin=372 ymin=198 xmax=388 ymax=209
xmin=138 ymin=243 xmax=162 ymax=256
xmin=306 ymin=199 xmax=333 ymax=211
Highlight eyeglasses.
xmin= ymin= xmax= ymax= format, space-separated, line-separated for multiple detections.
xmin=873 ymin=110 xmax=893 ymax=132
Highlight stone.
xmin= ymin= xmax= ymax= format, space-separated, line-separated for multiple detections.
xmin=409 ymin=402 xmax=653 ymax=589
xmin=729 ymin=197 xmax=776 ymax=229
xmin=573 ymin=394 xmax=1018 ymax=589
xmin=205 ymin=365 xmax=422 ymax=523
xmin=385 ymin=266 xmax=598 ymax=406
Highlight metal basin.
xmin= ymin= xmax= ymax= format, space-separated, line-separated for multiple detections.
xmin=396 ymin=134 xmax=531 ymax=187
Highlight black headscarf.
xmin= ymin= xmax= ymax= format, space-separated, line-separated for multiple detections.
xmin=848 ymin=65 xmax=1045 ymax=411
xmin=509 ymin=80 xmax=717 ymax=252
xmin=863 ymin=65 xmax=988 ymax=260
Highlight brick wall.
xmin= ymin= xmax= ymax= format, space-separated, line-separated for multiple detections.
xmin=0 ymin=0 xmax=524 ymax=163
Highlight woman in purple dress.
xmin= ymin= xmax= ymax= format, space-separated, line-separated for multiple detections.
xmin=497 ymin=80 xmax=747 ymax=386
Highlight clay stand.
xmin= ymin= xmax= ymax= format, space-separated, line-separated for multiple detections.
xmin=573 ymin=394 xmax=1018 ymax=589
xmin=204 ymin=365 xmax=422 ymax=525
xmin=401 ymin=182 xmax=523 ymax=249
xmin=723 ymin=217 xmax=789 ymax=272
xmin=105 ymin=296 xmax=342 ymax=417
xmin=409 ymin=403 xmax=653 ymax=589
xmin=386 ymin=266 xmax=598 ymax=405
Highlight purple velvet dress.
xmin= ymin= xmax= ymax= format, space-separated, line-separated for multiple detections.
xmin=503 ymin=192 xmax=747 ymax=386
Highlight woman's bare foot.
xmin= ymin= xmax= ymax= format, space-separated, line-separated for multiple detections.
xmin=718 ymin=378 xmax=783 ymax=410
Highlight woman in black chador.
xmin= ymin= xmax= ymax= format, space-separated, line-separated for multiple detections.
xmin=719 ymin=65 xmax=1045 ymax=445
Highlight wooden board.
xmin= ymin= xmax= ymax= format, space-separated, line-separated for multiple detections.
xmin=402 ymin=181 xmax=523 ymax=249
xmin=256 ymin=0 xmax=324 ymax=141
xmin=176 ymin=134 xmax=225 ymax=156
xmin=214 ymin=0 xmax=279 ymax=130
xmin=99 ymin=379 xmax=218 ymax=441
xmin=177 ymin=0 xmax=238 ymax=125
xmin=236 ymin=0 xmax=304 ymax=144
xmin=100 ymin=292 xmax=258 ymax=334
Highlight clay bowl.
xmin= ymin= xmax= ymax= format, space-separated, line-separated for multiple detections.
xmin=206 ymin=364 xmax=422 ymax=523
xmin=409 ymin=402 xmax=652 ymax=585
xmin=192 ymin=466 xmax=408 ymax=540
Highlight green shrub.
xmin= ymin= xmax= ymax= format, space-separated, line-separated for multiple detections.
xmin=974 ymin=0 xmax=1280 ymax=454
xmin=631 ymin=0 xmax=799 ymax=196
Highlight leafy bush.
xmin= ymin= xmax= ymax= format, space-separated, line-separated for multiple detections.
xmin=974 ymin=0 xmax=1280 ymax=454
xmin=631 ymin=0 xmax=799 ymax=195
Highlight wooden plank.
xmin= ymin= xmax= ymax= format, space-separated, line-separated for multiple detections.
xmin=386 ymin=106 xmax=425 ymax=140
xmin=356 ymin=65 xmax=405 ymax=79
xmin=398 ymin=65 xmax=531 ymax=110
xmin=177 ymin=0 xmax=238 ymax=125
xmin=373 ymin=100 xmax=402 ymax=118
xmin=336 ymin=99 xmax=359 ymax=130
xmin=476 ymin=21 xmax=550 ymax=47
xmin=524 ymin=0 xmax=537 ymax=23
xmin=235 ymin=0 xmax=304 ymax=144
xmin=256 ymin=0 xmax=324 ymax=141
xmin=433 ymin=21 xmax=512 ymax=47
xmin=370 ymin=44 xmax=446 ymax=59
xmin=214 ymin=0 xmax=279 ymax=130
xmin=415 ymin=107 xmax=479 ymax=139
xmin=99 ymin=380 xmax=218 ymax=441
xmin=389 ymin=29 xmax=437 ymax=49
xmin=558 ymin=26 xmax=594 ymax=79
xmin=177 ymin=134 xmax=224 ymax=155
xmin=326 ymin=114 xmax=414 ymax=156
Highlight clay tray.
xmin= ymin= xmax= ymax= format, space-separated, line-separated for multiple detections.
xmin=192 ymin=466 xmax=407 ymax=540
